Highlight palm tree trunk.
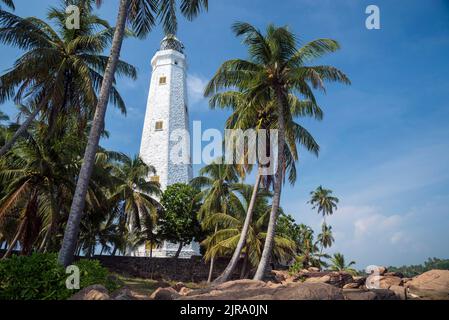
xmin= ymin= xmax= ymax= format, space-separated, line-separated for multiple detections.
xmin=213 ymin=169 xmax=262 ymax=284
xmin=1 ymin=219 xmax=26 ymax=260
xmin=58 ymin=0 xmax=130 ymax=267
xmin=207 ymin=255 xmax=216 ymax=283
xmin=174 ymin=242 xmax=183 ymax=259
xmin=111 ymin=246 xmax=118 ymax=256
xmin=0 ymin=102 xmax=44 ymax=157
xmin=239 ymin=248 xmax=249 ymax=279
xmin=254 ymin=89 xmax=286 ymax=281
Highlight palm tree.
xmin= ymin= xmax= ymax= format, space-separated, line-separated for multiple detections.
xmin=294 ymin=224 xmax=329 ymax=269
xmin=329 ymin=253 xmax=357 ymax=275
xmin=59 ymin=0 xmax=209 ymax=267
xmin=0 ymin=1 xmax=134 ymax=156
xmin=208 ymin=91 xmax=321 ymax=283
xmin=309 ymin=186 xmax=339 ymax=224
xmin=317 ymin=222 xmax=334 ymax=253
xmin=202 ymin=183 xmax=295 ymax=278
xmin=108 ymin=154 xmax=161 ymax=252
xmin=205 ymin=22 xmax=350 ymax=280
xmin=190 ymin=159 xmax=239 ymax=282
xmin=0 ymin=0 xmax=14 ymax=10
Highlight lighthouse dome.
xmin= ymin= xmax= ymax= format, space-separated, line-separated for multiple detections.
xmin=160 ymin=34 xmax=184 ymax=53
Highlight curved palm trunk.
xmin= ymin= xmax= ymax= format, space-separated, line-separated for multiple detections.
xmin=0 ymin=103 xmax=44 ymax=157
xmin=58 ymin=0 xmax=130 ymax=267
xmin=254 ymin=90 xmax=286 ymax=280
xmin=213 ymin=169 xmax=262 ymax=284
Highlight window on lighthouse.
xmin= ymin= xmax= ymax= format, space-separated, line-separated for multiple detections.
xmin=150 ymin=176 xmax=160 ymax=183
xmin=155 ymin=121 xmax=163 ymax=131
xmin=159 ymin=76 xmax=167 ymax=85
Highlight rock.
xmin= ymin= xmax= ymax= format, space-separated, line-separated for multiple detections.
xmin=405 ymin=270 xmax=449 ymax=300
xmin=308 ymin=267 xmax=320 ymax=272
xmin=179 ymin=287 xmax=193 ymax=296
xmin=178 ymin=280 xmax=344 ymax=300
xmin=390 ymin=285 xmax=407 ymax=300
xmin=150 ymin=287 xmax=181 ymax=300
xmin=367 ymin=265 xmax=387 ymax=276
xmin=266 ymin=281 xmax=283 ymax=289
xmin=111 ymin=287 xmax=149 ymax=300
xmin=215 ymin=279 xmax=267 ymax=291
xmin=366 ymin=275 xmax=402 ymax=289
xmin=172 ymin=282 xmax=185 ymax=292
xmin=327 ymin=272 xmax=354 ymax=288
xmin=271 ymin=270 xmax=296 ymax=284
xmin=302 ymin=272 xmax=353 ymax=288
xmin=343 ymin=289 xmax=377 ymax=300
xmin=275 ymin=282 xmax=344 ymax=300
xmin=305 ymin=275 xmax=331 ymax=284
xmin=343 ymin=288 xmax=398 ymax=300
xmin=343 ymin=283 xmax=361 ymax=289
xmin=69 ymin=285 xmax=110 ymax=300
xmin=371 ymin=289 xmax=399 ymax=300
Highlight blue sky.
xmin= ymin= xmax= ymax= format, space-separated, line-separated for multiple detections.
xmin=1 ymin=0 xmax=449 ymax=268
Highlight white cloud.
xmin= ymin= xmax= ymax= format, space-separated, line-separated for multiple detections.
xmin=187 ymin=73 xmax=208 ymax=109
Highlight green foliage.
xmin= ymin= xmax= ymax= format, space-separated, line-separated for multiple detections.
xmin=0 ymin=253 xmax=69 ymax=300
xmin=160 ymin=183 xmax=202 ymax=246
xmin=73 ymin=259 xmax=120 ymax=292
xmin=388 ymin=258 xmax=449 ymax=278
xmin=288 ymin=260 xmax=304 ymax=275
xmin=0 ymin=253 xmax=119 ymax=300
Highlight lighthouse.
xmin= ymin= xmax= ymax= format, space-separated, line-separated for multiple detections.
xmin=136 ymin=35 xmax=199 ymax=258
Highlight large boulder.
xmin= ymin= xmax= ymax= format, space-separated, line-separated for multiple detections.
xmin=366 ymin=275 xmax=402 ymax=289
xmin=111 ymin=287 xmax=149 ymax=300
xmin=342 ymin=288 xmax=398 ymax=300
xmin=274 ymin=282 xmax=344 ymax=300
xmin=405 ymin=270 xmax=449 ymax=300
xmin=150 ymin=287 xmax=181 ymax=300
xmin=69 ymin=285 xmax=110 ymax=300
xmin=178 ymin=280 xmax=343 ymax=300
xmin=303 ymin=271 xmax=354 ymax=288
xmin=305 ymin=275 xmax=331 ymax=284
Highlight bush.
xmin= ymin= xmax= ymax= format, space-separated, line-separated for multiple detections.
xmin=0 ymin=253 xmax=119 ymax=300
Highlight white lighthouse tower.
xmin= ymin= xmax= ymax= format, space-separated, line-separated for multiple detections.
xmin=135 ymin=35 xmax=199 ymax=258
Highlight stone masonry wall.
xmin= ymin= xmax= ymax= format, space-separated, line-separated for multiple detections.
xmin=91 ymin=255 xmax=243 ymax=282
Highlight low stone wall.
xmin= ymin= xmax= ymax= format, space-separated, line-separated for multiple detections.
xmin=91 ymin=255 xmax=243 ymax=282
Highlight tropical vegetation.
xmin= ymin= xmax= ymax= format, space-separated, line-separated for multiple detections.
xmin=0 ymin=0 xmax=363 ymax=298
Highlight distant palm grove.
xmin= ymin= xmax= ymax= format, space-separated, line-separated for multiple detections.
xmin=1 ymin=0 xmax=359 ymax=284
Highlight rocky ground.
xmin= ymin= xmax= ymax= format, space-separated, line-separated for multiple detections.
xmin=69 ymin=267 xmax=449 ymax=300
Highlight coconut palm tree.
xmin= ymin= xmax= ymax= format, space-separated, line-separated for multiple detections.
xmin=190 ymin=159 xmax=239 ymax=282
xmin=0 ymin=0 xmax=14 ymax=10
xmin=205 ymin=22 xmax=350 ymax=279
xmin=293 ymin=224 xmax=329 ymax=269
xmin=0 ymin=2 xmax=135 ymax=156
xmin=208 ymin=91 xmax=321 ymax=283
xmin=317 ymin=222 xmax=334 ymax=251
xmin=59 ymin=0 xmax=209 ymax=267
xmin=309 ymin=186 xmax=339 ymax=224
xmin=202 ymin=183 xmax=295 ymax=278
xmin=329 ymin=253 xmax=357 ymax=275
xmin=108 ymin=154 xmax=161 ymax=256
